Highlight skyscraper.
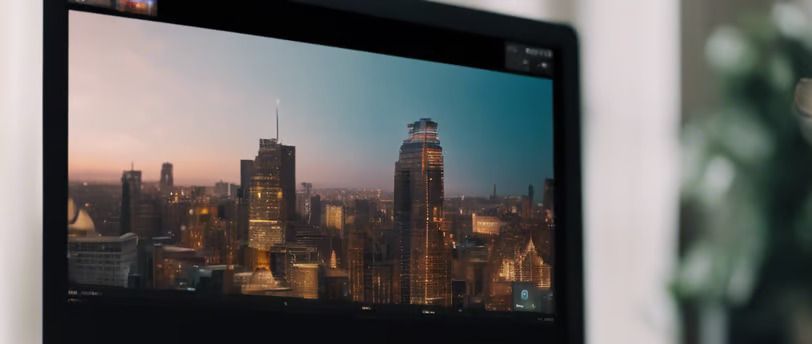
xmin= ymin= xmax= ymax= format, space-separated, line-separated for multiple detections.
xmin=394 ymin=118 xmax=450 ymax=306
xmin=297 ymin=182 xmax=313 ymax=221
xmin=214 ymin=180 xmax=230 ymax=197
xmin=309 ymin=195 xmax=322 ymax=227
xmin=159 ymin=162 xmax=173 ymax=194
xmin=248 ymin=139 xmax=286 ymax=253
xmin=520 ymin=184 xmax=536 ymax=220
xmin=325 ymin=204 xmax=344 ymax=233
xmin=281 ymin=145 xmax=296 ymax=221
xmin=120 ymin=167 xmax=141 ymax=235
xmin=347 ymin=228 xmax=367 ymax=302
xmin=240 ymin=160 xmax=255 ymax=198
xmin=238 ymin=159 xmax=254 ymax=244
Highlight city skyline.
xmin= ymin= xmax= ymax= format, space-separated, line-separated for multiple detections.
xmin=68 ymin=116 xmax=556 ymax=313
xmin=68 ymin=11 xmax=553 ymax=197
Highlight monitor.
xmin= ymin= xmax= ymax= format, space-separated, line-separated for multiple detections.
xmin=43 ymin=1 xmax=583 ymax=343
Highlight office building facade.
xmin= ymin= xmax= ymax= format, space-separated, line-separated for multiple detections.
xmin=248 ymin=139 xmax=287 ymax=252
xmin=67 ymin=233 xmax=139 ymax=287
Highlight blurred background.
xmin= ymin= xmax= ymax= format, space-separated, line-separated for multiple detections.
xmin=1 ymin=0 xmax=811 ymax=343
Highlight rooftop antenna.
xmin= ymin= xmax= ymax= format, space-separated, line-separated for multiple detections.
xmin=276 ymin=99 xmax=280 ymax=141
xmin=131 ymin=161 xmax=134 ymax=171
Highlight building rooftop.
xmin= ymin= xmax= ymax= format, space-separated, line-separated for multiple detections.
xmin=68 ymin=232 xmax=138 ymax=243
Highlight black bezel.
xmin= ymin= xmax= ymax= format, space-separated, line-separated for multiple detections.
xmin=43 ymin=1 xmax=583 ymax=343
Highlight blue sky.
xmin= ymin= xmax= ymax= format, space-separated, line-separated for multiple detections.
xmin=68 ymin=11 xmax=553 ymax=197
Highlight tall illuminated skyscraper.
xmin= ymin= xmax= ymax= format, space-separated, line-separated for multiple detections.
xmin=248 ymin=139 xmax=286 ymax=252
xmin=394 ymin=118 xmax=450 ymax=306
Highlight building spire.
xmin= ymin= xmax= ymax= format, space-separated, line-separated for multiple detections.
xmin=276 ymin=99 xmax=280 ymax=141
xmin=131 ymin=161 xmax=134 ymax=171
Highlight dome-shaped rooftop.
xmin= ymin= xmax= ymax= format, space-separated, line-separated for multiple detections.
xmin=68 ymin=197 xmax=96 ymax=236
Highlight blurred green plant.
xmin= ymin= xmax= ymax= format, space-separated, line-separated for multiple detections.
xmin=674 ymin=3 xmax=812 ymax=344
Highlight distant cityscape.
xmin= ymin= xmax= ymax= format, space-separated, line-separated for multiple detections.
xmin=67 ymin=117 xmax=556 ymax=313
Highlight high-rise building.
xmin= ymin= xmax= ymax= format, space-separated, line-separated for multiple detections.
xmin=325 ymin=204 xmax=344 ymax=233
xmin=369 ymin=261 xmax=394 ymax=304
xmin=181 ymin=205 xmax=215 ymax=251
xmin=240 ymin=160 xmax=255 ymax=198
xmin=281 ymin=145 xmax=296 ymax=221
xmin=347 ymin=229 xmax=367 ymax=302
xmin=309 ymin=195 xmax=322 ymax=226
xmin=214 ymin=180 xmax=230 ymax=198
xmin=301 ymin=182 xmax=313 ymax=195
xmin=161 ymin=195 xmax=189 ymax=244
xmin=522 ymin=184 xmax=535 ymax=219
xmin=120 ymin=167 xmax=142 ymax=235
xmin=215 ymin=199 xmax=240 ymax=265
xmin=159 ymin=162 xmax=173 ymax=194
xmin=248 ymin=139 xmax=286 ymax=252
xmin=393 ymin=118 xmax=450 ymax=306
xmin=238 ymin=159 xmax=254 ymax=246
xmin=296 ymin=182 xmax=313 ymax=221
xmin=354 ymin=199 xmax=372 ymax=231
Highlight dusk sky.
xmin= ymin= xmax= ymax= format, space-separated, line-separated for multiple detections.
xmin=68 ymin=11 xmax=553 ymax=197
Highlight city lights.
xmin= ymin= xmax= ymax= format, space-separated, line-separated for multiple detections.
xmin=67 ymin=117 xmax=555 ymax=314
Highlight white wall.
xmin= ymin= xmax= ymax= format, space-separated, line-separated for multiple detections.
xmin=578 ymin=1 xmax=680 ymax=343
xmin=0 ymin=1 xmax=44 ymax=344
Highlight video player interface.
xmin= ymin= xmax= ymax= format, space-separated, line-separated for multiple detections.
xmin=67 ymin=9 xmax=556 ymax=315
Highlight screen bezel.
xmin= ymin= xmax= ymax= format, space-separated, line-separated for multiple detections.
xmin=43 ymin=1 xmax=583 ymax=343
